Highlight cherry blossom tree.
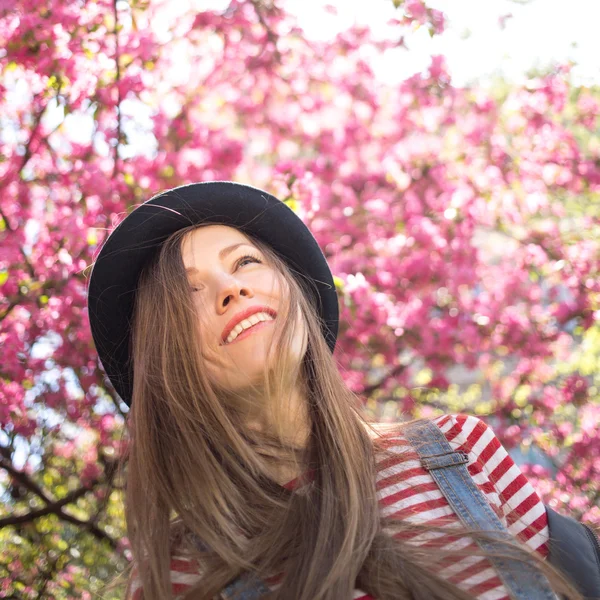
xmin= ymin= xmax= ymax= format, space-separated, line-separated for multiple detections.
xmin=0 ymin=0 xmax=598 ymax=597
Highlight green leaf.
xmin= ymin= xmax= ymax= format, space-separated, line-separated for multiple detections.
xmin=283 ymin=198 xmax=299 ymax=213
xmin=414 ymin=368 xmax=432 ymax=386
xmin=514 ymin=385 xmax=530 ymax=407
xmin=160 ymin=165 xmax=175 ymax=178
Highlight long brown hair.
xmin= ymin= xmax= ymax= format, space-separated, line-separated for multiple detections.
xmin=111 ymin=222 xmax=581 ymax=600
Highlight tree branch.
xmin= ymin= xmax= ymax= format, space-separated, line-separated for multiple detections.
xmin=0 ymin=451 xmax=123 ymax=552
xmin=112 ymin=0 xmax=122 ymax=178
xmin=249 ymin=0 xmax=282 ymax=64
xmin=0 ymin=458 xmax=54 ymax=504
xmin=360 ymin=362 xmax=408 ymax=397
xmin=18 ymin=95 xmax=49 ymax=179
xmin=0 ymin=481 xmax=94 ymax=526
xmin=0 ymin=477 xmax=118 ymax=550
xmin=0 ymin=300 xmax=18 ymax=322
xmin=56 ymin=509 xmax=119 ymax=551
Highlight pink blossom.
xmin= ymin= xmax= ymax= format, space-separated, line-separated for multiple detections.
xmin=1 ymin=0 xmax=599 ymax=589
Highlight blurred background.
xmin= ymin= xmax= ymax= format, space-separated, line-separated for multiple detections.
xmin=1 ymin=0 xmax=598 ymax=597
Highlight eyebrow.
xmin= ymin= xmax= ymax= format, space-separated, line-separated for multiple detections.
xmin=185 ymin=242 xmax=254 ymax=275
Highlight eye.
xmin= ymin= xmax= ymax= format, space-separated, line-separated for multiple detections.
xmin=189 ymin=254 xmax=263 ymax=292
xmin=235 ymin=253 xmax=263 ymax=270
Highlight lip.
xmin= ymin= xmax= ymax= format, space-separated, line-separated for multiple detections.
xmin=220 ymin=305 xmax=277 ymax=345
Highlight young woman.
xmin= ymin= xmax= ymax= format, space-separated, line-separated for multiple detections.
xmin=87 ymin=182 xmax=583 ymax=600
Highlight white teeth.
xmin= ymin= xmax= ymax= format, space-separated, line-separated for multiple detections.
xmin=225 ymin=312 xmax=274 ymax=344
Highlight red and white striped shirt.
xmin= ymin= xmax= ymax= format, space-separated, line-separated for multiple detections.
xmin=129 ymin=414 xmax=549 ymax=600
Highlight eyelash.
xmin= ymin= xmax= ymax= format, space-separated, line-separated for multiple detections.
xmin=236 ymin=253 xmax=263 ymax=269
xmin=190 ymin=254 xmax=263 ymax=292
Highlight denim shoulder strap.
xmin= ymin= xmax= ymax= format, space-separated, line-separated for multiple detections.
xmin=220 ymin=573 xmax=270 ymax=600
xmin=402 ymin=418 xmax=557 ymax=600
xmin=189 ymin=533 xmax=270 ymax=599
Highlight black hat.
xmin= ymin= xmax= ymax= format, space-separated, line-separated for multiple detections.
xmin=87 ymin=181 xmax=339 ymax=407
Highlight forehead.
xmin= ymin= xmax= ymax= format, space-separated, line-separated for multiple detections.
xmin=180 ymin=225 xmax=253 ymax=265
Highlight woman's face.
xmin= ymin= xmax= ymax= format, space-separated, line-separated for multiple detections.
xmin=180 ymin=225 xmax=307 ymax=393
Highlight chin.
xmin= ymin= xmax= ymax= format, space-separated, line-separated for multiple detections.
xmin=217 ymin=362 xmax=270 ymax=390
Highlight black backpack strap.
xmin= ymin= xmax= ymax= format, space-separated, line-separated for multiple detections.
xmin=546 ymin=505 xmax=600 ymax=599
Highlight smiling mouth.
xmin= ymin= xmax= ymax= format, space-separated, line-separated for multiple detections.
xmin=222 ymin=318 xmax=275 ymax=346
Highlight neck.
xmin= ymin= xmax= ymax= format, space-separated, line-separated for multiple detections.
xmin=246 ymin=383 xmax=310 ymax=445
xmin=242 ymin=381 xmax=310 ymax=486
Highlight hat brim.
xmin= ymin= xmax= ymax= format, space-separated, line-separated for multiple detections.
xmin=87 ymin=181 xmax=339 ymax=407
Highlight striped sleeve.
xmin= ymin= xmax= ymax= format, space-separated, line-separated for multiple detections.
xmin=128 ymin=555 xmax=204 ymax=600
xmin=434 ymin=414 xmax=550 ymax=556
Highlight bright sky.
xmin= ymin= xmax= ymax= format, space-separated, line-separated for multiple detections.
xmin=285 ymin=0 xmax=600 ymax=86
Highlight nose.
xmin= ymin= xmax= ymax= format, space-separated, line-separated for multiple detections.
xmin=216 ymin=275 xmax=254 ymax=313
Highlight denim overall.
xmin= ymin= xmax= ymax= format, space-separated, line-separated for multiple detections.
xmin=213 ymin=419 xmax=558 ymax=599
xmin=402 ymin=419 xmax=558 ymax=600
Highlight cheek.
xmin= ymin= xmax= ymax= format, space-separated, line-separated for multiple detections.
xmin=192 ymin=305 xmax=223 ymax=359
xmin=258 ymin=270 xmax=283 ymax=300
xmin=294 ymin=307 xmax=309 ymax=355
